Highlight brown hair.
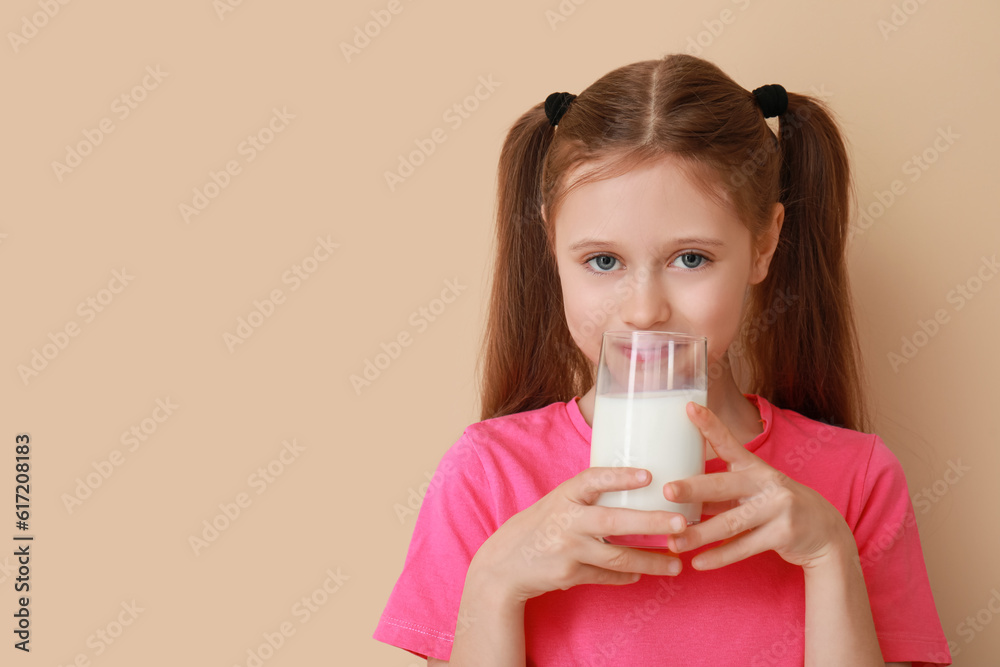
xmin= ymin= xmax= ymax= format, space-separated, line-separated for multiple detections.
xmin=475 ymin=54 xmax=871 ymax=433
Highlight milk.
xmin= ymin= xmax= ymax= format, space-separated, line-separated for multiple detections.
xmin=590 ymin=388 xmax=707 ymax=523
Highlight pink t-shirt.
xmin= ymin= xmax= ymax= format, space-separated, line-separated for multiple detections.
xmin=373 ymin=394 xmax=951 ymax=666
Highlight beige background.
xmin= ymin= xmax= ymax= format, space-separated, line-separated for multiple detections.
xmin=1 ymin=0 xmax=996 ymax=665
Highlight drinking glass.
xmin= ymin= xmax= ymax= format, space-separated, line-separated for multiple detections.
xmin=589 ymin=330 xmax=708 ymax=549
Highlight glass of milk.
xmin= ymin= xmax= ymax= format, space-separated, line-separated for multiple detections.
xmin=589 ymin=330 xmax=708 ymax=549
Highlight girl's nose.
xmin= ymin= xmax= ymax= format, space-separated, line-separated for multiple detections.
xmin=619 ymin=269 xmax=670 ymax=331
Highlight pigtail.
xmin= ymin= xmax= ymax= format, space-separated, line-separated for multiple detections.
xmin=743 ymin=93 xmax=872 ymax=433
xmin=476 ymin=105 xmax=594 ymax=420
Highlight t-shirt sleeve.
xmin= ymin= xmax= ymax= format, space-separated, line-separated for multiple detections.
xmin=372 ymin=430 xmax=497 ymax=661
xmin=852 ymin=434 xmax=952 ymax=666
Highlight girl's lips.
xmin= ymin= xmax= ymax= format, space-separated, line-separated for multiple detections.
xmin=622 ymin=345 xmax=655 ymax=361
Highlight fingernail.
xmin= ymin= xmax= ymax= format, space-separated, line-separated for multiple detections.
xmin=673 ymin=535 xmax=687 ymax=550
xmin=667 ymin=560 xmax=681 ymax=576
xmin=669 ymin=516 xmax=685 ymax=532
xmin=635 ymin=469 xmax=648 ymax=483
xmin=665 ymin=482 xmax=678 ymax=499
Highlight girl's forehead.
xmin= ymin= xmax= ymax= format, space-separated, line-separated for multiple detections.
xmin=558 ymin=154 xmax=731 ymax=208
xmin=555 ymin=159 xmax=741 ymax=234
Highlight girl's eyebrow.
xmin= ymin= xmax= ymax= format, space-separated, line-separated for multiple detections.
xmin=568 ymin=237 xmax=726 ymax=251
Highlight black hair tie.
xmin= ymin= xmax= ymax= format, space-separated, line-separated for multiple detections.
xmin=545 ymin=92 xmax=577 ymax=126
xmin=544 ymin=85 xmax=785 ymax=125
xmin=752 ymin=84 xmax=788 ymax=118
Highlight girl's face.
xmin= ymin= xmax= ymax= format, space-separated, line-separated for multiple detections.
xmin=549 ymin=153 xmax=782 ymax=373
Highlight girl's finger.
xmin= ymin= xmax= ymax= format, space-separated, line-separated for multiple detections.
xmin=689 ymin=524 xmax=776 ymax=571
xmin=686 ymin=402 xmax=757 ymax=471
xmin=571 ymin=466 xmax=653 ymax=505
xmin=668 ymin=492 xmax=773 ymax=553
xmin=581 ymin=506 xmax=689 ymax=538
xmin=699 ymin=499 xmax=738 ymax=516
xmin=573 ymin=562 xmax=656 ymax=587
xmin=663 ymin=470 xmax=758 ymax=505
xmin=577 ymin=539 xmax=682 ymax=578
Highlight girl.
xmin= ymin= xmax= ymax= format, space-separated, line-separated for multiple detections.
xmin=373 ymin=54 xmax=951 ymax=666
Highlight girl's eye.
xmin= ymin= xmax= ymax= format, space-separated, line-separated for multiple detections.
xmin=585 ymin=255 xmax=621 ymax=273
xmin=583 ymin=252 xmax=711 ymax=275
xmin=671 ymin=252 xmax=710 ymax=270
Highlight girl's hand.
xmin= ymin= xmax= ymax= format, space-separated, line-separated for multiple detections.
xmin=471 ymin=466 xmax=686 ymax=604
xmin=664 ymin=402 xmax=855 ymax=570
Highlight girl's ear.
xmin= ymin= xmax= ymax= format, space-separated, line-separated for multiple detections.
xmin=749 ymin=202 xmax=784 ymax=285
xmin=540 ymin=203 xmax=547 ymax=224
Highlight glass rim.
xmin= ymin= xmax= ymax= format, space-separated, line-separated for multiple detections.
xmin=601 ymin=329 xmax=707 ymax=343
